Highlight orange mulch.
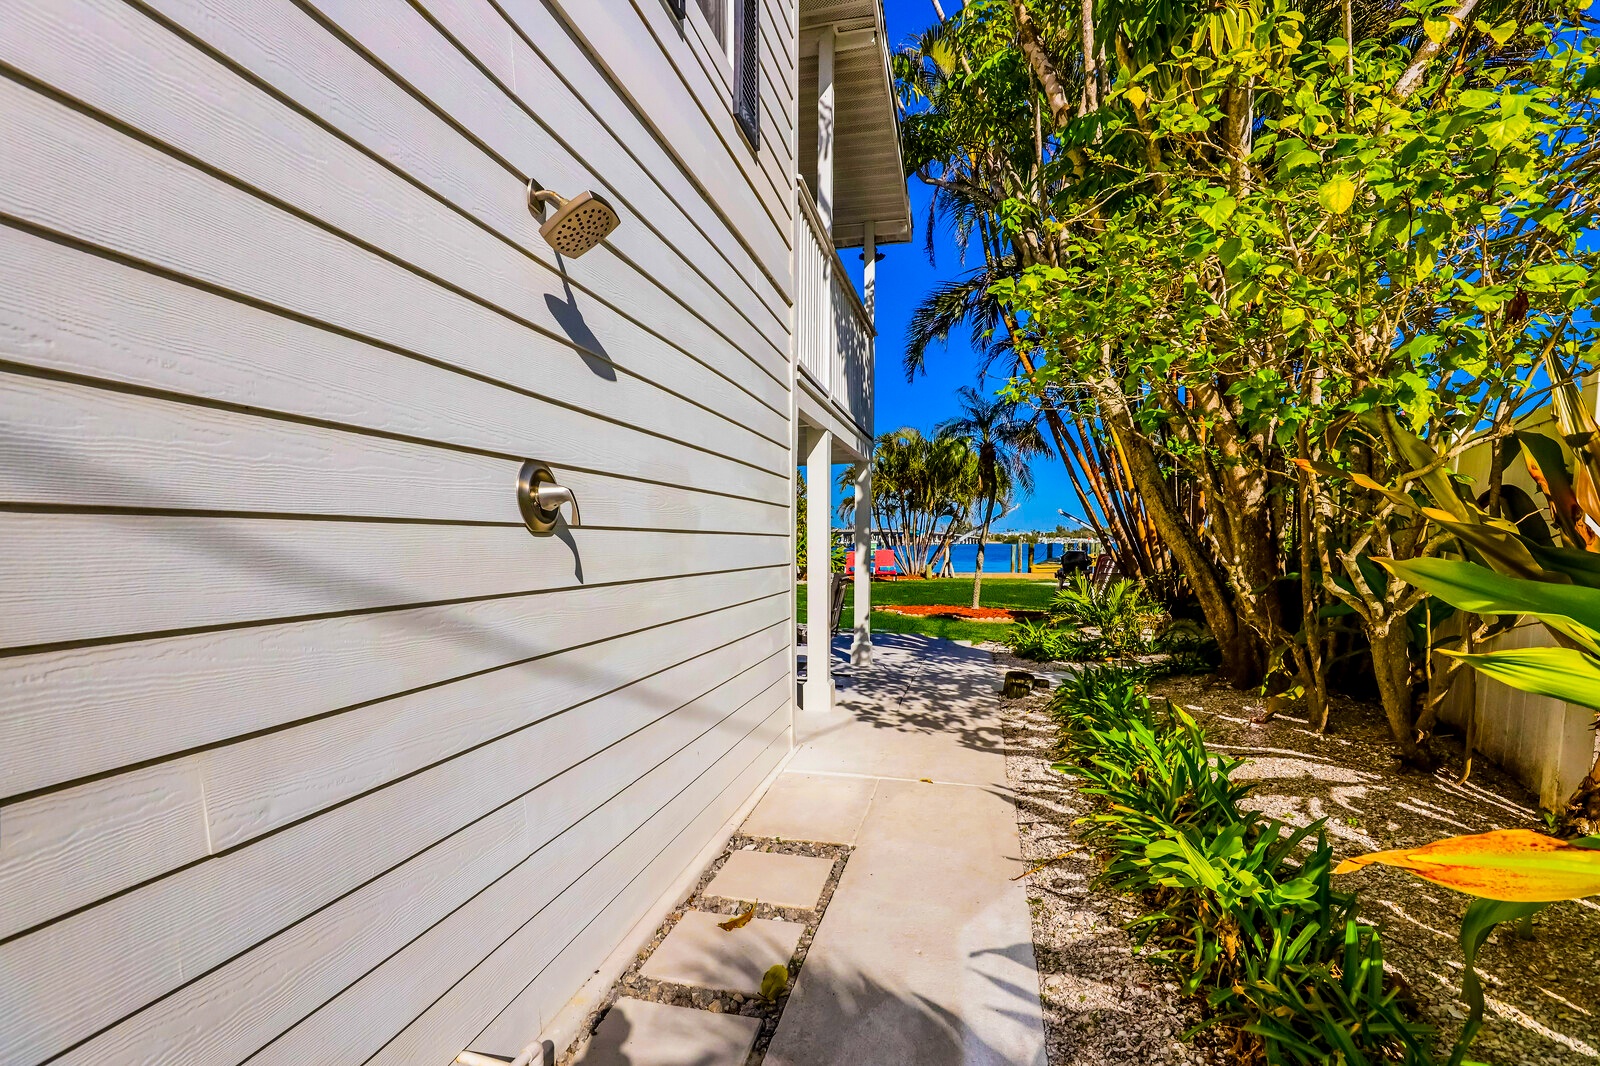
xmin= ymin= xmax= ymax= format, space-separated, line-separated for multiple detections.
xmin=878 ymin=605 xmax=1021 ymax=622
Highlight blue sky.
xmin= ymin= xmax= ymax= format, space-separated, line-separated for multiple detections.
xmin=850 ymin=0 xmax=1078 ymax=532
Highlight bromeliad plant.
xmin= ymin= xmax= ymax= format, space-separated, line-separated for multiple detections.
xmin=1049 ymin=669 xmax=1438 ymax=1064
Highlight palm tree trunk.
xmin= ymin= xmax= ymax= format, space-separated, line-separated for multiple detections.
xmin=972 ymin=497 xmax=996 ymax=609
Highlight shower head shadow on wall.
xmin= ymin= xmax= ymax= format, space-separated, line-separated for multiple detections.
xmin=528 ymin=182 xmax=619 ymax=259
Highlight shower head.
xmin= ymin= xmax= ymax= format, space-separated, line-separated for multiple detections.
xmin=528 ymin=183 xmax=619 ymax=258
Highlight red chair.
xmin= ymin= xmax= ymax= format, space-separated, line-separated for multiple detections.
xmin=847 ymin=548 xmax=900 ymax=580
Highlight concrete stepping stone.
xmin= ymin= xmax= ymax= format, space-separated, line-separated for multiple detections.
xmin=704 ymin=850 xmax=833 ymax=910
xmin=572 ymin=998 xmax=759 ymax=1066
xmin=741 ymin=771 xmax=876 ymax=844
xmin=641 ymin=910 xmax=802 ymax=995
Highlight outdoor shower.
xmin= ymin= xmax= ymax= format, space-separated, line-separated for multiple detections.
xmin=528 ymin=182 xmax=619 ymax=258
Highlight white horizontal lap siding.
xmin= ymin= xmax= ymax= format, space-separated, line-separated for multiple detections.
xmin=543 ymin=0 xmax=796 ymax=290
xmin=0 ymin=61 xmax=788 ymax=466
xmin=0 ymin=568 xmax=787 ymax=802
xmin=43 ymin=651 xmax=789 ymax=1066
xmin=6 ymin=639 xmax=790 ymax=1066
xmin=252 ymin=678 xmax=788 ymax=1066
xmin=0 ymin=228 xmax=780 ymax=506
xmin=0 ymin=601 xmax=788 ymax=941
xmin=1 ymin=0 xmax=799 ymax=1061
xmin=365 ymin=696 xmax=791 ymax=1066
xmin=0 ymin=373 xmax=786 ymax=531
xmin=0 ymin=514 xmax=786 ymax=650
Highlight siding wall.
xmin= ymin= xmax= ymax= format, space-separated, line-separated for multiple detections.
xmin=0 ymin=0 xmax=799 ymax=1062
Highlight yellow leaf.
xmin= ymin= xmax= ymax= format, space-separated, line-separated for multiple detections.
xmin=759 ymin=963 xmax=790 ymax=1002
xmin=1318 ymin=176 xmax=1356 ymax=215
xmin=1335 ymin=829 xmax=1600 ymax=902
xmin=718 ymin=903 xmax=756 ymax=931
xmin=1125 ymin=85 xmax=1147 ymax=109
xmin=1424 ymin=17 xmax=1451 ymax=43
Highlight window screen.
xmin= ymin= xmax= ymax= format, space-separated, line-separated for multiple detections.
xmin=732 ymin=0 xmax=760 ymax=149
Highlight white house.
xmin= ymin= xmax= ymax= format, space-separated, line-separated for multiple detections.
xmin=0 ymin=1 xmax=907 ymax=1062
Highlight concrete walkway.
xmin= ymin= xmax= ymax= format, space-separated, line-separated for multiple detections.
xmin=761 ymin=633 xmax=1049 ymax=1066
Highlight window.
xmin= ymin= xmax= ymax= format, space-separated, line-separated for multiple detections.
xmin=696 ymin=0 xmax=728 ymax=50
xmin=732 ymin=0 xmax=759 ymax=149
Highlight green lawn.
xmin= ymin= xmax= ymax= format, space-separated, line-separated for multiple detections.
xmin=796 ymin=575 xmax=1056 ymax=645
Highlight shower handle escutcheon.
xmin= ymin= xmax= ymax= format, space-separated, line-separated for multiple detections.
xmin=517 ymin=461 xmax=581 ymax=535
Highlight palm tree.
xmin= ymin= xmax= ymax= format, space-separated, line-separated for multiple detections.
xmin=841 ymin=428 xmax=979 ymax=579
xmin=938 ymin=387 xmax=1050 ymax=608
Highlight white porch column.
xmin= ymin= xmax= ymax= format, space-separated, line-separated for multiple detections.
xmin=852 ymin=217 xmax=876 ymax=668
xmin=861 ymin=220 xmax=877 ymax=319
xmin=804 ymin=426 xmax=834 ymax=716
xmin=851 ymin=461 xmax=872 ymax=667
xmin=816 ymin=25 xmax=836 ymax=232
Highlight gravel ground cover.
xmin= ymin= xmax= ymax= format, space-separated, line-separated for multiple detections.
xmin=1001 ymin=659 xmax=1599 ymax=1066
xmin=559 ymin=836 xmax=850 ymax=1066
xmin=1001 ymin=688 xmax=1223 ymax=1066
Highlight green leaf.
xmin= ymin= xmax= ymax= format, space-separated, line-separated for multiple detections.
xmin=1449 ymin=899 xmax=1548 ymax=1065
xmin=1282 ymin=148 xmax=1320 ymax=171
xmin=1442 ymin=646 xmax=1600 ymax=711
xmin=1318 ymin=175 xmax=1356 ymax=215
xmin=1378 ymin=556 xmax=1600 ymax=654
xmin=1194 ymin=195 xmax=1238 ymax=229
xmin=1487 ymin=20 xmax=1517 ymax=45
xmin=1482 ymin=111 xmax=1531 ymax=151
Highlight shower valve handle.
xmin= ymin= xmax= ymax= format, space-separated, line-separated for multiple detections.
xmin=517 ymin=461 xmax=581 ymax=535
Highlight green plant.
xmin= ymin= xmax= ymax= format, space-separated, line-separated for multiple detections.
xmin=1048 ymin=668 xmax=1440 ymax=1063
xmin=1049 ymin=575 xmax=1164 ymax=654
xmin=1152 ymin=619 xmax=1222 ymax=674
xmin=1007 ymin=618 xmax=1073 ymax=661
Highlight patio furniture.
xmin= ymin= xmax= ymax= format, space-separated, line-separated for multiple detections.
xmin=796 ymin=570 xmax=849 ymax=650
xmin=1088 ymin=554 xmax=1119 ymax=592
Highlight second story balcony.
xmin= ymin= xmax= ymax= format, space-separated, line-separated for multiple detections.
xmin=793 ymin=0 xmax=911 ymax=455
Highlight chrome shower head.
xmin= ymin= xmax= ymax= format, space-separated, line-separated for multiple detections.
xmin=528 ymin=183 xmax=619 ymax=258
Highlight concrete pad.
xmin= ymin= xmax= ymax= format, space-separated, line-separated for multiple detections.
xmin=767 ymin=636 xmax=1048 ymax=1066
xmin=704 ymin=850 xmax=834 ymax=909
xmin=740 ymin=771 xmax=876 ymax=844
xmin=641 ymin=910 xmax=802 ymax=995
xmin=790 ymin=634 xmax=1009 ymax=786
xmin=571 ymin=997 xmax=759 ymax=1066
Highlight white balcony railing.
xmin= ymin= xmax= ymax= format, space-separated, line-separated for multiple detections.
xmin=796 ymin=184 xmax=873 ymax=437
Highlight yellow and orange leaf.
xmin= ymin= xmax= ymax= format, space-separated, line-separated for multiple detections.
xmin=1335 ymin=829 xmax=1600 ymax=902
xmin=718 ymin=903 xmax=755 ymax=931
